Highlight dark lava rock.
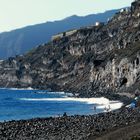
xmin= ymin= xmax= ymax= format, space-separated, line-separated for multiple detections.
xmin=0 ymin=107 xmax=140 ymax=140
xmin=0 ymin=1 xmax=140 ymax=100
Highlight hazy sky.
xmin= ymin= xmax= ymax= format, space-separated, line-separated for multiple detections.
xmin=0 ymin=0 xmax=133 ymax=32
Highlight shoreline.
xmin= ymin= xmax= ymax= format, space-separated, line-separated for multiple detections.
xmin=0 ymin=87 xmax=132 ymax=104
xmin=0 ymin=88 xmax=126 ymax=123
xmin=0 ymin=88 xmax=124 ymax=122
xmin=0 ymin=88 xmax=134 ymax=140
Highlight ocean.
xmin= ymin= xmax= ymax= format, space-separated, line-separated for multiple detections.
xmin=0 ymin=88 xmax=122 ymax=122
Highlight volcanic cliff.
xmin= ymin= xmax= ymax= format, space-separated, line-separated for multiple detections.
xmin=0 ymin=0 xmax=140 ymax=99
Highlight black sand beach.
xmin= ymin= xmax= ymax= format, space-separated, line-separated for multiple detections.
xmin=0 ymin=107 xmax=140 ymax=140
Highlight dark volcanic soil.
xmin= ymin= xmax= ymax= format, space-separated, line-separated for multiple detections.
xmin=0 ymin=107 xmax=140 ymax=140
xmin=92 ymin=122 xmax=140 ymax=140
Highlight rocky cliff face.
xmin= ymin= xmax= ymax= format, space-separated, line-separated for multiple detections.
xmin=0 ymin=0 xmax=140 ymax=98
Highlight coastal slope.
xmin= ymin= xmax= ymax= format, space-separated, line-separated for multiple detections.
xmin=0 ymin=0 xmax=139 ymax=98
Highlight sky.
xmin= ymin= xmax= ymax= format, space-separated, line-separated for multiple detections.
xmin=0 ymin=0 xmax=133 ymax=32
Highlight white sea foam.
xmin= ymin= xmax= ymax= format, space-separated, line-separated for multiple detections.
xmin=20 ymin=97 xmax=109 ymax=104
xmin=10 ymin=87 xmax=34 ymax=90
xmin=20 ymin=97 xmax=123 ymax=111
xmin=47 ymin=92 xmax=73 ymax=96
xmin=33 ymin=91 xmax=73 ymax=97
xmin=0 ymin=87 xmax=35 ymax=90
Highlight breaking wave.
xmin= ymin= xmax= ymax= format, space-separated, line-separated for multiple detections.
xmin=0 ymin=87 xmax=34 ymax=90
xmin=19 ymin=97 xmax=123 ymax=111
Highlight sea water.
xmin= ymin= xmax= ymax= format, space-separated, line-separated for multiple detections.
xmin=0 ymin=88 xmax=122 ymax=122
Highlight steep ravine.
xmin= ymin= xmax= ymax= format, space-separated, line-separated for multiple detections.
xmin=0 ymin=0 xmax=140 ymax=100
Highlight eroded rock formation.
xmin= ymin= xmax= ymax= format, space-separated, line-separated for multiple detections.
xmin=0 ymin=0 xmax=140 ymax=98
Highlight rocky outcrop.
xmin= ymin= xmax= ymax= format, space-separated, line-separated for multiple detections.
xmin=0 ymin=0 xmax=140 ymax=98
